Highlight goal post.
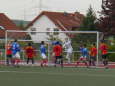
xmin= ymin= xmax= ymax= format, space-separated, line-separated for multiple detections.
xmin=5 ymin=30 xmax=100 ymax=66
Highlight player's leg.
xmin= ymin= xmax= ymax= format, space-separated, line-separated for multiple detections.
xmin=27 ymin=58 xmax=29 ymax=64
xmin=31 ymin=58 xmax=34 ymax=64
xmin=76 ymin=58 xmax=80 ymax=66
xmin=59 ymin=56 xmax=63 ymax=67
xmin=15 ymin=58 xmax=21 ymax=67
xmin=44 ymin=58 xmax=48 ymax=67
xmin=89 ymin=56 xmax=92 ymax=66
xmin=43 ymin=54 xmax=47 ymax=66
xmin=102 ymin=55 xmax=106 ymax=66
xmin=83 ymin=57 xmax=89 ymax=67
xmin=89 ymin=56 xmax=95 ymax=66
xmin=6 ymin=55 xmax=11 ymax=65
xmin=76 ymin=59 xmax=80 ymax=66
xmin=60 ymin=58 xmax=63 ymax=67
xmin=54 ymin=56 xmax=58 ymax=67
xmin=92 ymin=57 xmax=96 ymax=66
xmin=40 ymin=53 xmax=43 ymax=67
xmin=105 ymin=58 xmax=108 ymax=69
xmin=40 ymin=59 xmax=43 ymax=67
xmin=9 ymin=55 xmax=13 ymax=65
xmin=40 ymin=59 xmax=45 ymax=67
xmin=12 ymin=54 xmax=16 ymax=66
xmin=66 ymin=53 xmax=69 ymax=63
xmin=76 ymin=55 xmax=83 ymax=67
xmin=66 ymin=53 xmax=71 ymax=64
xmin=15 ymin=58 xmax=20 ymax=66
xmin=15 ymin=52 xmax=21 ymax=67
xmin=40 ymin=54 xmax=44 ymax=67
xmin=104 ymin=54 xmax=109 ymax=68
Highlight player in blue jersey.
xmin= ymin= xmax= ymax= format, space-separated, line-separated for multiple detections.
xmin=11 ymin=39 xmax=21 ymax=67
xmin=40 ymin=41 xmax=47 ymax=67
xmin=76 ymin=44 xmax=89 ymax=67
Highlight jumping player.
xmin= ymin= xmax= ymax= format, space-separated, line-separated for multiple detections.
xmin=40 ymin=41 xmax=47 ymax=67
xmin=53 ymin=41 xmax=63 ymax=67
xmin=25 ymin=43 xmax=36 ymax=64
xmin=63 ymin=38 xmax=73 ymax=64
xmin=89 ymin=43 xmax=97 ymax=66
xmin=76 ymin=44 xmax=89 ymax=67
xmin=99 ymin=40 xmax=109 ymax=68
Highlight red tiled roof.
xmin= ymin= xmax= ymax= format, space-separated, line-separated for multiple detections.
xmin=26 ymin=11 xmax=84 ymax=31
xmin=0 ymin=13 xmax=25 ymax=38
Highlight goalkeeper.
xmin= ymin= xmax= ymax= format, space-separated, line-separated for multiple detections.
xmin=63 ymin=38 xmax=73 ymax=64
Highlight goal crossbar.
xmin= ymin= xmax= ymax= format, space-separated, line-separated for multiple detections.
xmin=6 ymin=30 xmax=99 ymax=34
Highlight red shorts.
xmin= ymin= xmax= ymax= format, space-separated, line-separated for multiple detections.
xmin=26 ymin=53 xmax=34 ymax=58
xmin=79 ymin=57 xmax=87 ymax=61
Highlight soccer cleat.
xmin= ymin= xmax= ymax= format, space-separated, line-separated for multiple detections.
xmin=105 ymin=66 xmax=109 ymax=69
xmin=41 ymin=63 xmax=43 ymax=67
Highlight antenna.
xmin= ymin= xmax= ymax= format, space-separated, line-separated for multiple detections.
xmin=39 ymin=0 xmax=42 ymax=12
xmin=23 ymin=9 xmax=26 ymax=21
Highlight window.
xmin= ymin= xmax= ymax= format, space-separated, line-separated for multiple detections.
xmin=30 ymin=27 xmax=36 ymax=35
xmin=46 ymin=28 xmax=50 ymax=35
xmin=54 ymin=28 xmax=59 ymax=35
xmin=54 ymin=28 xmax=59 ymax=31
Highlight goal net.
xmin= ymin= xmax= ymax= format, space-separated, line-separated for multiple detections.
xmin=5 ymin=30 xmax=100 ymax=66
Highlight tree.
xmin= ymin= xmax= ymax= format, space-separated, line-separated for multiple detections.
xmin=80 ymin=5 xmax=98 ymax=31
xmin=99 ymin=0 xmax=115 ymax=35
xmin=72 ymin=5 xmax=98 ymax=46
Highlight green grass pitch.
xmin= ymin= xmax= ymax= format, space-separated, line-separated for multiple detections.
xmin=0 ymin=66 xmax=115 ymax=86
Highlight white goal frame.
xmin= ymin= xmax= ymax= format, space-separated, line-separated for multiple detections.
xmin=5 ymin=30 xmax=100 ymax=66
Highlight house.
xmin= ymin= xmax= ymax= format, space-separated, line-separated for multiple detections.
xmin=0 ymin=13 xmax=25 ymax=40
xmin=26 ymin=11 xmax=84 ymax=43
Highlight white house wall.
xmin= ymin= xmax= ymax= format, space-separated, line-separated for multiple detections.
xmin=27 ymin=15 xmax=67 ymax=43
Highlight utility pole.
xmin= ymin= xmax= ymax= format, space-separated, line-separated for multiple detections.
xmin=39 ymin=0 xmax=42 ymax=12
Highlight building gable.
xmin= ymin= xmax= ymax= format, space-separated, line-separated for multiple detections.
xmin=0 ymin=13 xmax=25 ymax=39
xmin=26 ymin=11 xmax=84 ymax=31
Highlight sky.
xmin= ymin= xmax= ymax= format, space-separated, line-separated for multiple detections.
xmin=0 ymin=0 xmax=102 ymax=21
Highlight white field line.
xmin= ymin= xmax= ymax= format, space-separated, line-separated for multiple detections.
xmin=0 ymin=70 xmax=115 ymax=78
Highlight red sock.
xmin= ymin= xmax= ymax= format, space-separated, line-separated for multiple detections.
xmin=41 ymin=60 xmax=45 ymax=66
xmin=45 ymin=59 xmax=48 ymax=66
xmin=12 ymin=59 xmax=15 ymax=65
xmin=15 ymin=59 xmax=20 ymax=64
xmin=85 ymin=62 xmax=88 ymax=66
xmin=41 ymin=60 xmax=44 ymax=64
xmin=77 ymin=61 xmax=80 ymax=65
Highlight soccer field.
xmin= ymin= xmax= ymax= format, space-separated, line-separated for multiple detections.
xmin=0 ymin=66 xmax=115 ymax=86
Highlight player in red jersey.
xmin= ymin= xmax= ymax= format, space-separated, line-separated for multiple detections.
xmin=53 ymin=41 xmax=63 ymax=67
xmin=6 ymin=41 xmax=12 ymax=65
xmin=89 ymin=43 xmax=97 ymax=66
xmin=25 ymin=43 xmax=36 ymax=64
xmin=99 ymin=40 xmax=109 ymax=68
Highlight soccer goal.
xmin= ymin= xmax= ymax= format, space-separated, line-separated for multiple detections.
xmin=5 ymin=30 xmax=100 ymax=66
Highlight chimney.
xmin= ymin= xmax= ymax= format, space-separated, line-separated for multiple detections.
xmin=63 ymin=12 xmax=68 ymax=16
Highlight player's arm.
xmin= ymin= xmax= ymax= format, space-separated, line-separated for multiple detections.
xmin=16 ymin=44 xmax=21 ymax=52
xmin=63 ymin=42 xmax=66 ymax=48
